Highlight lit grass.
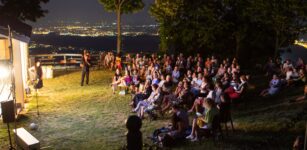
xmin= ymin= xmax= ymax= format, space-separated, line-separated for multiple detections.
xmin=0 ymin=70 xmax=306 ymax=149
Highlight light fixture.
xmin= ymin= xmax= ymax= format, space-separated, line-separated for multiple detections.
xmin=0 ymin=65 xmax=10 ymax=79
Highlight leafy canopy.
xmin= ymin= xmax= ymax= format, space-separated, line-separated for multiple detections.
xmin=150 ymin=0 xmax=307 ymax=61
xmin=0 ymin=0 xmax=49 ymax=22
xmin=98 ymin=0 xmax=144 ymax=14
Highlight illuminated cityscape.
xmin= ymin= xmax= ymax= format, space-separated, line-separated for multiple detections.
xmin=32 ymin=22 xmax=159 ymax=37
xmin=29 ymin=22 xmax=160 ymax=54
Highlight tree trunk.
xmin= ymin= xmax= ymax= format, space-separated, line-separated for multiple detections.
xmin=116 ymin=8 xmax=121 ymax=54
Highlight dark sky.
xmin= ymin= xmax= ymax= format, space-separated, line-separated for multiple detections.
xmin=31 ymin=0 xmax=156 ymax=27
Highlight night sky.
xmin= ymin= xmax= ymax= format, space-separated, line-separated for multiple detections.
xmin=31 ymin=0 xmax=156 ymax=27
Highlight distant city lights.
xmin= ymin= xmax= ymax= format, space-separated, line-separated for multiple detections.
xmin=32 ymin=22 xmax=159 ymax=37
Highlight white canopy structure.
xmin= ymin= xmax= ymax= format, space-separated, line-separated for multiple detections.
xmin=0 ymin=16 xmax=32 ymax=115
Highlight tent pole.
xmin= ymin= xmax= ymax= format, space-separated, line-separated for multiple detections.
xmin=8 ymin=25 xmax=18 ymax=150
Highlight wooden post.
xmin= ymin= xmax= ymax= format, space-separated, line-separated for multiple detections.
xmin=64 ymin=55 xmax=67 ymax=71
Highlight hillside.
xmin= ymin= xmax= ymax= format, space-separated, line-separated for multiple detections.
xmin=0 ymin=70 xmax=306 ymax=150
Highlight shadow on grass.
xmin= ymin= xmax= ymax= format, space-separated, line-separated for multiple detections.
xmin=142 ymin=128 xmax=298 ymax=150
xmin=220 ymin=129 xmax=300 ymax=150
xmin=17 ymin=114 xmax=31 ymax=122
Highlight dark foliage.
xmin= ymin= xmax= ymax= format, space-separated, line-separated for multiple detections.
xmin=0 ymin=0 xmax=49 ymax=22
xmin=150 ymin=0 xmax=307 ymax=65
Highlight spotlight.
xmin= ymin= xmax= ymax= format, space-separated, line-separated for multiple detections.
xmin=0 ymin=66 xmax=10 ymax=79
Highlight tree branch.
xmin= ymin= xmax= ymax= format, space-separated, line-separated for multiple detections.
xmin=114 ymin=0 xmax=118 ymax=9
xmin=119 ymin=0 xmax=127 ymax=7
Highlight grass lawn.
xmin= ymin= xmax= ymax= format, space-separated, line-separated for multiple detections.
xmin=1 ymin=70 xmax=307 ymax=150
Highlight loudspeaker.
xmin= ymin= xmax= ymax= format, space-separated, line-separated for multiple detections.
xmin=1 ymin=100 xmax=15 ymax=123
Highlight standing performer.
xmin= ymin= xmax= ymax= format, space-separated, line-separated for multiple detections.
xmin=29 ymin=61 xmax=43 ymax=91
xmin=81 ymin=51 xmax=91 ymax=86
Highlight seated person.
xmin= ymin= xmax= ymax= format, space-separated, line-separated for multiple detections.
xmin=158 ymin=75 xmax=166 ymax=88
xmin=191 ymin=73 xmax=203 ymax=95
xmin=224 ymin=75 xmax=247 ymax=100
xmin=189 ymin=84 xmax=215 ymax=113
xmin=177 ymin=81 xmax=193 ymax=106
xmin=164 ymin=61 xmax=172 ymax=75
xmin=118 ymin=70 xmax=133 ymax=89
xmin=152 ymin=72 xmax=160 ymax=85
xmin=260 ymin=74 xmax=281 ymax=97
xmin=130 ymin=70 xmax=141 ymax=94
xmin=130 ymin=80 xmax=152 ymax=107
xmin=220 ymin=73 xmax=230 ymax=89
xmin=291 ymin=69 xmax=306 ymax=85
xmin=111 ymin=69 xmax=122 ymax=94
xmin=186 ymin=98 xmax=219 ymax=142
xmin=282 ymin=60 xmax=293 ymax=74
xmin=132 ymin=70 xmax=140 ymax=86
xmin=214 ymin=82 xmax=224 ymax=105
xmin=160 ymin=81 xmax=184 ymax=115
xmin=162 ymin=75 xmax=173 ymax=94
xmin=158 ymin=105 xmax=189 ymax=143
xmin=172 ymin=66 xmax=180 ymax=83
xmin=215 ymin=64 xmax=226 ymax=79
xmin=133 ymin=84 xmax=160 ymax=118
xmin=287 ymin=68 xmax=300 ymax=85
xmin=188 ymin=93 xmax=206 ymax=113
xmin=206 ymin=84 xmax=216 ymax=100
xmin=285 ymin=67 xmax=294 ymax=81
xmin=184 ymin=70 xmax=193 ymax=83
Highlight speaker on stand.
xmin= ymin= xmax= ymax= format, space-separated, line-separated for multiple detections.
xmin=1 ymin=100 xmax=16 ymax=150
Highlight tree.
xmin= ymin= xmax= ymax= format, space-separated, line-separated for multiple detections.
xmin=150 ymin=0 xmax=183 ymax=52
xmin=151 ymin=0 xmax=307 ymax=64
xmin=0 ymin=0 xmax=49 ymax=22
xmin=248 ymin=0 xmax=307 ymax=57
xmin=98 ymin=0 xmax=144 ymax=54
xmin=150 ymin=0 xmax=228 ymax=54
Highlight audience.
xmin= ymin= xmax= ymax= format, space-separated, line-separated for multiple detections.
xmin=108 ymin=53 xmax=251 ymax=117
xmin=105 ymin=52 xmax=306 ymax=147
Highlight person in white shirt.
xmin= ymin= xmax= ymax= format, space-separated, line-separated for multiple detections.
xmin=206 ymin=84 xmax=216 ymax=100
xmin=158 ymin=75 xmax=165 ymax=88
xmin=283 ymin=60 xmax=293 ymax=73
xmin=286 ymin=67 xmax=294 ymax=80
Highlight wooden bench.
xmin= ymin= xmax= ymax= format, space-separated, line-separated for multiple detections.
xmin=13 ymin=128 xmax=40 ymax=150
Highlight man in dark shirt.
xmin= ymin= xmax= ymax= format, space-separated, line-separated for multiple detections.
xmin=162 ymin=75 xmax=173 ymax=94
xmin=81 ymin=51 xmax=91 ymax=86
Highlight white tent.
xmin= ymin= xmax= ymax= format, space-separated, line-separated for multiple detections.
xmin=0 ymin=17 xmax=32 ymax=114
